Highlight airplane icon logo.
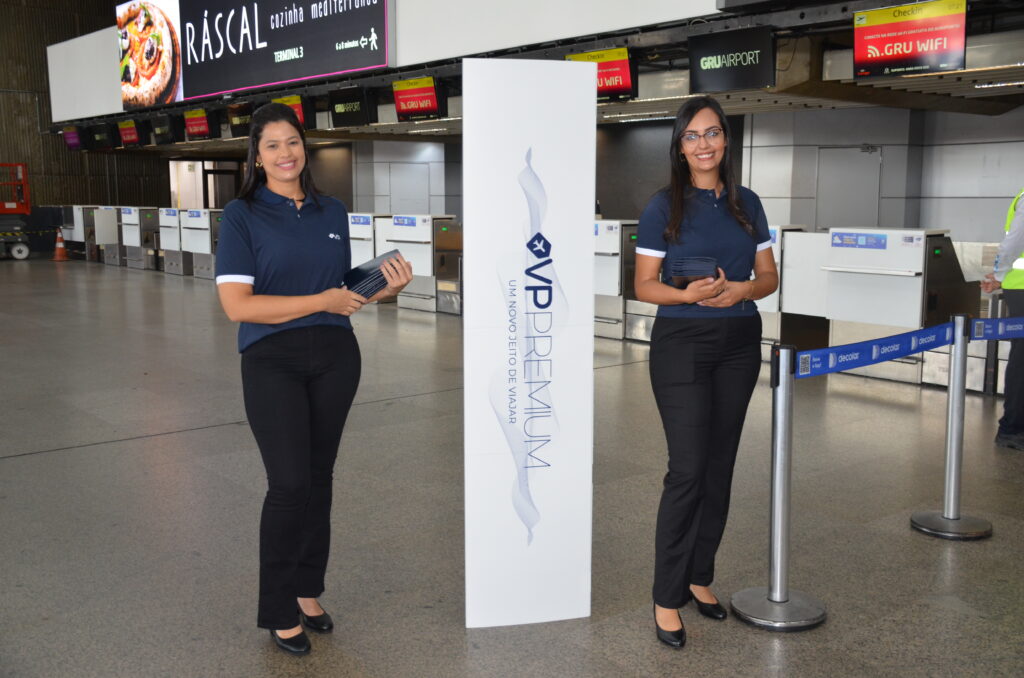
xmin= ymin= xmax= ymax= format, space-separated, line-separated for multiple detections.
xmin=527 ymin=233 xmax=552 ymax=259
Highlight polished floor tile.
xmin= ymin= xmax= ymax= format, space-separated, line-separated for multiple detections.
xmin=1 ymin=260 xmax=1022 ymax=678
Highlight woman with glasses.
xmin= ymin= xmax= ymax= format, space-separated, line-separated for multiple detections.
xmin=634 ymin=96 xmax=778 ymax=649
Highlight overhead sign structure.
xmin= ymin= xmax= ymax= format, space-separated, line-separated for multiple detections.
xmin=853 ymin=0 xmax=966 ymax=78
xmin=688 ymin=26 xmax=775 ymax=93
xmin=117 ymin=0 xmax=391 ymax=110
xmin=272 ymin=95 xmax=315 ymax=129
xmin=566 ymin=47 xmax=637 ymax=101
xmin=62 ymin=126 xmax=82 ymax=150
xmin=463 ymin=58 xmax=595 ymax=628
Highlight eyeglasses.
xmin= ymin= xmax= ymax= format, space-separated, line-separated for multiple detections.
xmin=681 ymin=128 xmax=724 ymax=144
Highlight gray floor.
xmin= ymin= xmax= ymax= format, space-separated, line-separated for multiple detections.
xmin=1 ymin=259 xmax=1022 ymax=678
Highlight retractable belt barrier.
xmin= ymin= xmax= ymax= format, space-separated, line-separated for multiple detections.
xmin=732 ymin=314 xmax=1013 ymax=631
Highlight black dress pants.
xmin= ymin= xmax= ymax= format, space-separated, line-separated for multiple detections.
xmin=1000 ymin=289 xmax=1024 ymax=435
xmin=649 ymin=314 xmax=762 ymax=609
xmin=241 ymin=325 xmax=361 ymax=630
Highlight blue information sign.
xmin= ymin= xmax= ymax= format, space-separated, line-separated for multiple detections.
xmin=831 ymin=232 xmax=887 ymax=250
xmin=796 ymin=323 xmax=954 ymax=379
xmin=394 ymin=216 xmax=417 ymax=227
xmin=351 ymin=215 xmax=372 ymax=225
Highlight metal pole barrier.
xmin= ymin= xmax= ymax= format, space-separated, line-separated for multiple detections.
xmin=732 ymin=345 xmax=826 ymax=630
xmin=911 ymin=315 xmax=993 ymax=540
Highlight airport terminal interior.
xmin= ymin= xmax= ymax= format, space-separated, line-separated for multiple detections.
xmin=3 ymin=1 xmax=1024 ymax=676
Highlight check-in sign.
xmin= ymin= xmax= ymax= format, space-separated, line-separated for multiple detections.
xmin=854 ymin=0 xmax=966 ymax=78
xmin=566 ymin=47 xmax=635 ymax=100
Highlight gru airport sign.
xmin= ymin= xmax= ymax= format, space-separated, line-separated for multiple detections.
xmin=116 ymin=0 xmax=391 ymax=111
xmin=687 ymin=26 xmax=775 ymax=94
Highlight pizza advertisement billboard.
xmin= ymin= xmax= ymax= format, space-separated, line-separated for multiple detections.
xmin=117 ymin=1 xmax=184 ymax=110
xmin=853 ymin=0 xmax=966 ymax=78
xmin=566 ymin=47 xmax=637 ymax=101
xmin=392 ymin=77 xmax=443 ymax=122
xmin=118 ymin=1 xmax=390 ymax=110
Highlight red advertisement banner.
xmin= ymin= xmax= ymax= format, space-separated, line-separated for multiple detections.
xmin=184 ymin=109 xmax=210 ymax=137
xmin=393 ymin=78 xmax=439 ymax=119
xmin=597 ymin=58 xmax=632 ymax=97
xmin=118 ymin=120 xmax=140 ymax=145
xmin=854 ymin=1 xmax=966 ymax=77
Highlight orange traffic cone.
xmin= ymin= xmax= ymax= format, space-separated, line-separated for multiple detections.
xmin=52 ymin=228 xmax=69 ymax=262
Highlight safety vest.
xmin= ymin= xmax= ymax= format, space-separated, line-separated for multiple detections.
xmin=1002 ymin=188 xmax=1024 ymax=290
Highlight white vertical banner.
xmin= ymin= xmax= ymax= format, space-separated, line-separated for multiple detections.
xmin=463 ymin=58 xmax=596 ymax=628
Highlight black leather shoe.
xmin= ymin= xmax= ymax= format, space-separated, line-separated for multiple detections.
xmin=269 ymin=629 xmax=311 ymax=655
xmin=692 ymin=598 xmax=728 ymax=620
xmin=653 ymin=605 xmax=686 ymax=649
xmin=995 ymin=431 xmax=1024 ymax=451
xmin=299 ymin=608 xmax=334 ymax=633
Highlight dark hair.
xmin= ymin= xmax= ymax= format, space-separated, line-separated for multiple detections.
xmin=663 ymin=96 xmax=752 ymax=244
xmin=238 ymin=102 xmax=320 ymax=205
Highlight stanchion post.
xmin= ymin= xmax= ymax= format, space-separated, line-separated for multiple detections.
xmin=911 ymin=314 xmax=993 ymax=540
xmin=731 ymin=345 xmax=826 ymax=630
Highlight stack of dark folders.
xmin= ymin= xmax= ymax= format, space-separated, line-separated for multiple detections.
xmin=343 ymin=249 xmax=402 ymax=299
xmin=669 ymin=256 xmax=718 ymax=289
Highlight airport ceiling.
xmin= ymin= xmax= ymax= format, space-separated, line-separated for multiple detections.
xmin=85 ymin=0 xmax=1024 ymax=157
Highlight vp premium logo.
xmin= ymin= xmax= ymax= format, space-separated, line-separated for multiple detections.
xmin=490 ymin=148 xmax=563 ymax=545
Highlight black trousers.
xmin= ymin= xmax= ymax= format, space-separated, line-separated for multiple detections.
xmin=241 ymin=326 xmax=361 ymax=630
xmin=1000 ymin=289 xmax=1024 ymax=435
xmin=649 ymin=314 xmax=762 ymax=609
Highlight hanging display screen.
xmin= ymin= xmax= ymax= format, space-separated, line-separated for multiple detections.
xmin=227 ymin=102 xmax=252 ymax=137
xmin=688 ymin=27 xmax=775 ymax=93
xmin=392 ymin=76 xmax=443 ymax=122
xmin=117 ymin=0 xmax=390 ymax=110
xmin=118 ymin=119 xmax=141 ymax=145
xmin=62 ymin=126 xmax=82 ymax=150
xmin=329 ymin=87 xmax=376 ymax=127
xmin=853 ymin=0 xmax=966 ymax=78
xmin=152 ymin=113 xmax=185 ymax=144
xmin=566 ymin=47 xmax=637 ymax=101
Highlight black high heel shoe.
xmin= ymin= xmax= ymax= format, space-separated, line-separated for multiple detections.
xmin=269 ymin=628 xmax=311 ymax=655
xmin=653 ymin=605 xmax=686 ymax=649
xmin=299 ymin=607 xmax=334 ymax=633
xmin=689 ymin=591 xmax=728 ymax=620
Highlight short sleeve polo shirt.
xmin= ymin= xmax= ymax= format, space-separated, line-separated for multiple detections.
xmin=637 ymin=185 xmax=772 ymax=318
xmin=215 ymin=185 xmax=353 ymax=352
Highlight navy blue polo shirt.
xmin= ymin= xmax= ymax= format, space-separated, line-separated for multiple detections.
xmin=215 ymin=185 xmax=353 ymax=352
xmin=637 ymin=186 xmax=772 ymax=318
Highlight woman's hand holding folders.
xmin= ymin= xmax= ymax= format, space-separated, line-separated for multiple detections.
xmin=379 ymin=253 xmax=414 ymax=296
xmin=321 ymin=287 xmax=367 ymax=316
xmin=680 ymin=267 xmax=727 ymax=304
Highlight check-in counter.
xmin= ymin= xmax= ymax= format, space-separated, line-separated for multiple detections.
xmin=824 ymin=227 xmax=977 ymax=384
xmin=121 ymin=207 xmax=160 ymax=270
xmin=181 ymin=208 xmax=222 ymax=280
xmin=348 ymin=213 xmax=375 ymax=265
xmin=64 ymin=205 xmax=98 ymax=260
xmin=759 ymin=225 xmax=805 ymax=358
xmin=159 ymin=208 xmax=192 ymax=276
xmin=95 ymin=206 xmax=124 ymax=266
xmin=594 ymin=220 xmax=637 ymax=339
xmin=435 ymin=221 xmax=463 ymax=315
xmin=372 ymin=214 xmax=393 ymax=257
xmin=380 ymin=214 xmax=458 ymax=312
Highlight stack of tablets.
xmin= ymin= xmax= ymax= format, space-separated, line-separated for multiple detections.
xmin=669 ymin=256 xmax=718 ymax=288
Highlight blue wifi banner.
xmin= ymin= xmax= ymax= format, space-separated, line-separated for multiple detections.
xmin=796 ymin=323 xmax=955 ymax=379
xmin=971 ymin=317 xmax=1024 ymax=341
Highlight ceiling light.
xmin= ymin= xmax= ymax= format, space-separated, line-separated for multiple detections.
xmin=974 ymin=80 xmax=1024 ymax=89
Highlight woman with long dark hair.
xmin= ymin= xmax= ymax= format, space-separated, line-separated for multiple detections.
xmin=634 ymin=96 xmax=778 ymax=649
xmin=215 ymin=102 xmax=412 ymax=655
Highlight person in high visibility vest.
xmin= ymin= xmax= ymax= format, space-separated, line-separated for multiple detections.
xmin=982 ymin=187 xmax=1024 ymax=450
